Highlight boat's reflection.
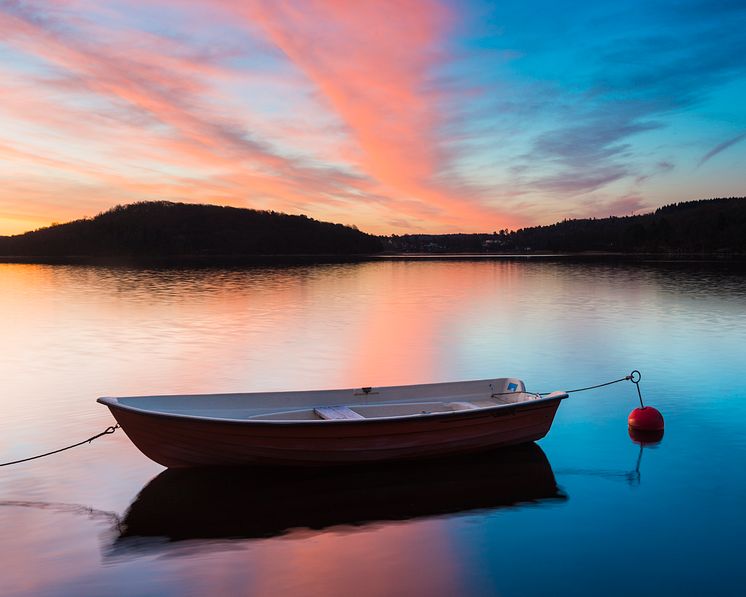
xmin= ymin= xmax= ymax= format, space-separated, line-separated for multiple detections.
xmin=114 ymin=443 xmax=565 ymax=550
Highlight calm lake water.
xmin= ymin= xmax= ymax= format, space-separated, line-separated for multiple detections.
xmin=1 ymin=258 xmax=745 ymax=596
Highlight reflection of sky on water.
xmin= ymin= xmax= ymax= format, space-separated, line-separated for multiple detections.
xmin=0 ymin=259 xmax=745 ymax=596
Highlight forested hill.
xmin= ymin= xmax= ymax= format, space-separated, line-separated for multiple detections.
xmin=0 ymin=202 xmax=383 ymax=258
xmin=386 ymin=197 xmax=746 ymax=254
xmin=2 ymin=197 xmax=744 ymax=261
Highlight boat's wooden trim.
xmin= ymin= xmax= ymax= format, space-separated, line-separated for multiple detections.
xmin=97 ymin=393 xmax=565 ymax=426
xmin=97 ymin=376 xmax=536 ymax=421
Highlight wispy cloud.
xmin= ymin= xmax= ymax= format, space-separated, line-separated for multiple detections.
xmin=208 ymin=0 xmax=519 ymax=227
xmin=467 ymin=0 xmax=746 ymax=218
xmin=698 ymin=131 xmax=746 ymax=166
xmin=0 ymin=1 xmax=383 ymax=227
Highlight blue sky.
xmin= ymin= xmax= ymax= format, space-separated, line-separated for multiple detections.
xmin=443 ymin=0 xmax=746 ymax=220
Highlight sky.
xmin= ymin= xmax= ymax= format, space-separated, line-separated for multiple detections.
xmin=0 ymin=0 xmax=745 ymax=235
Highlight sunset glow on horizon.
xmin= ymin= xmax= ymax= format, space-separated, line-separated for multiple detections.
xmin=1 ymin=0 xmax=745 ymax=236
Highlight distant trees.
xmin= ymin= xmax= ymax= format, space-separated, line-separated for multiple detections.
xmin=2 ymin=197 xmax=745 ymax=260
xmin=386 ymin=197 xmax=746 ymax=254
xmin=0 ymin=201 xmax=383 ymax=258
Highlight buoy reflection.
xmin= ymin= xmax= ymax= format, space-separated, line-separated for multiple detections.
xmin=628 ymin=427 xmax=664 ymax=445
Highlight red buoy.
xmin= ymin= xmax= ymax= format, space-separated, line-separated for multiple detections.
xmin=628 ymin=406 xmax=664 ymax=431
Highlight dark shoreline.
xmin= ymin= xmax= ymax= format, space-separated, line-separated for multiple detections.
xmin=0 ymin=254 xmax=377 ymax=266
xmin=1 ymin=251 xmax=745 ymax=266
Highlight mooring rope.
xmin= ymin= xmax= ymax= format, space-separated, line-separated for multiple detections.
xmin=0 ymin=499 xmax=123 ymax=530
xmin=0 ymin=424 xmax=119 ymax=467
xmin=492 ymin=369 xmax=643 ymax=402
xmin=553 ymin=371 xmax=637 ymax=395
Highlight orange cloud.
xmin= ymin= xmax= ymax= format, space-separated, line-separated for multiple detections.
xmin=212 ymin=0 xmax=518 ymax=227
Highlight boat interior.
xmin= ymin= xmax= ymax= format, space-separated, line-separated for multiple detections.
xmin=100 ymin=378 xmax=568 ymax=423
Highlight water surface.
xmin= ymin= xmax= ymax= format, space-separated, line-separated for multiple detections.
xmin=1 ymin=259 xmax=745 ymax=596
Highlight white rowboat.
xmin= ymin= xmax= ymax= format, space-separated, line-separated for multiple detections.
xmin=98 ymin=377 xmax=568 ymax=467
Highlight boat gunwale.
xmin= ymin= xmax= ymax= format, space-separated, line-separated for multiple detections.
xmin=97 ymin=392 xmax=568 ymax=427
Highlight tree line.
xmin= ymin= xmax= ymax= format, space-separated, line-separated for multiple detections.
xmin=385 ymin=197 xmax=746 ymax=254
xmin=1 ymin=197 xmax=744 ymax=260
xmin=0 ymin=201 xmax=383 ymax=258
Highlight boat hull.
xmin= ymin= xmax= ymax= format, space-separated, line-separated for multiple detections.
xmin=104 ymin=397 xmax=563 ymax=467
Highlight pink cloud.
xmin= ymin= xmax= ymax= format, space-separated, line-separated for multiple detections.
xmin=0 ymin=5 xmax=371 ymax=226
xmin=0 ymin=0 xmax=519 ymax=235
xmin=219 ymin=0 xmax=517 ymax=226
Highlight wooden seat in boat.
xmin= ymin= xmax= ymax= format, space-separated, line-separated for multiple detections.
xmin=314 ymin=406 xmax=365 ymax=420
xmin=446 ymin=401 xmax=480 ymax=411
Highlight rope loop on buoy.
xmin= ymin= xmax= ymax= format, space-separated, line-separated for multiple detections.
xmin=0 ymin=424 xmax=120 ymax=467
xmin=628 ymin=369 xmax=645 ymax=407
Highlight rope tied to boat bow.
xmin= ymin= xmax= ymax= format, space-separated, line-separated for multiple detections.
xmin=558 ymin=369 xmax=642 ymax=398
xmin=0 ymin=424 xmax=119 ymax=467
xmin=492 ymin=370 xmax=644 ymax=401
